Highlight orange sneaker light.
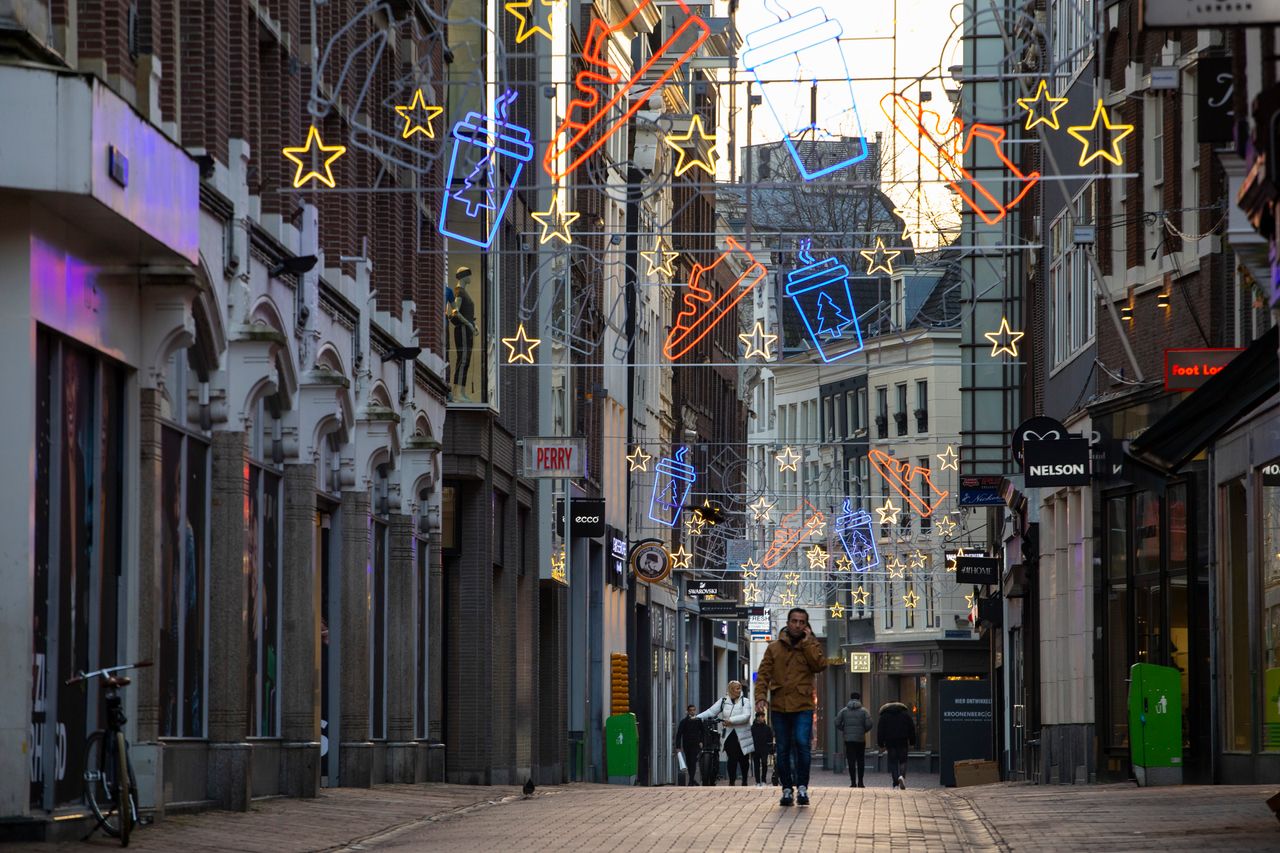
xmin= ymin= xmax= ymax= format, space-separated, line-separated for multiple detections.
xmin=761 ymin=500 xmax=825 ymax=569
xmin=869 ymin=448 xmax=948 ymax=517
xmin=663 ymin=236 xmax=766 ymax=361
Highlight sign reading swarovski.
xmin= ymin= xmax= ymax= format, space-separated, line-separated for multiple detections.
xmin=1023 ymin=437 xmax=1090 ymax=487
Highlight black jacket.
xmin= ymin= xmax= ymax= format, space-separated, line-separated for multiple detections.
xmin=750 ymin=722 xmax=774 ymax=754
xmin=876 ymin=702 xmax=917 ymax=749
xmin=675 ymin=715 xmax=704 ymax=751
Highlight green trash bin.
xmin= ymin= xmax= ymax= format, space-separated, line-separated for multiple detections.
xmin=605 ymin=713 xmax=638 ymax=783
xmin=1128 ymin=663 xmax=1182 ymax=786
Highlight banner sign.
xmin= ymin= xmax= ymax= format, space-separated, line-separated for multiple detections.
xmin=954 ymin=555 xmax=999 ymax=585
xmin=1164 ymin=348 xmax=1244 ymax=391
xmin=939 ymin=680 xmax=993 ymax=787
xmin=1142 ymin=0 xmax=1280 ymax=27
xmin=959 ymin=475 xmax=1004 ymax=506
xmin=522 ymin=436 xmax=586 ymax=478
xmin=1023 ymin=438 xmax=1091 ymax=487
xmin=1196 ymin=56 xmax=1234 ymax=144
xmin=556 ymin=497 xmax=605 ymax=538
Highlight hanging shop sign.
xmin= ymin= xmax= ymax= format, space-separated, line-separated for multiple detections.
xmin=1090 ymin=425 xmax=1128 ymax=483
xmin=1023 ymin=437 xmax=1091 ymax=487
xmin=1263 ymin=461 xmax=1280 ymax=488
xmin=959 ymin=475 xmax=1004 ymax=507
xmin=954 ymin=555 xmax=999 ymax=586
xmin=1164 ymin=348 xmax=1244 ymax=391
xmin=686 ymin=580 xmax=723 ymax=599
xmin=1142 ymin=0 xmax=1280 ymax=28
xmin=1011 ymin=416 xmax=1068 ymax=467
xmin=747 ymin=613 xmax=771 ymax=634
xmin=1197 ymin=57 xmax=1234 ymax=144
xmin=555 ymin=497 xmax=605 ymax=538
xmin=848 ymin=652 xmax=872 ymax=673
xmin=698 ymin=602 xmax=762 ymax=619
xmin=522 ymin=436 xmax=586 ymax=479
xmin=630 ymin=539 xmax=672 ymax=584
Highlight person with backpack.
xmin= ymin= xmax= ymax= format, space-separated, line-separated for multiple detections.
xmin=835 ymin=692 xmax=873 ymax=787
xmin=877 ymin=700 xmax=917 ymax=789
xmin=697 ymin=680 xmax=755 ymax=786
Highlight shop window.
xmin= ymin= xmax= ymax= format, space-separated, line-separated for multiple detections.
xmin=1167 ymin=483 xmax=1191 ymax=754
xmin=1221 ymin=479 xmax=1252 ymax=752
xmin=1104 ymin=496 xmax=1129 ymax=749
xmin=247 ymin=439 xmax=283 ymax=739
xmin=415 ymin=535 xmax=429 ymax=740
xmin=1260 ymin=471 xmax=1280 ymax=752
xmin=370 ymin=466 xmax=390 ymax=741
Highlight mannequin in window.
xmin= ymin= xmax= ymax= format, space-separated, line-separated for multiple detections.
xmin=446 ymin=265 xmax=477 ymax=400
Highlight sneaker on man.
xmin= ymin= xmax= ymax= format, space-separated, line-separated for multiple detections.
xmin=796 ymin=785 xmax=810 ymax=806
xmin=756 ymin=782 xmax=764 ymax=788
xmin=779 ymin=787 xmax=794 ymax=807
xmin=897 ymin=775 xmax=906 ymax=789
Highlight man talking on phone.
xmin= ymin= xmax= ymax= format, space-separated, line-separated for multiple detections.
xmin=755 ymin=607 xmax=829 ymax=807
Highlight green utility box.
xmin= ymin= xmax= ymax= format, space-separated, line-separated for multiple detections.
xmin=605 ymin=713 xmax=638 ymax=783
xmin=1128 ymin=663 xmax=1182 ymax=786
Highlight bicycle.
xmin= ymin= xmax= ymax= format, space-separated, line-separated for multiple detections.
xmin=66 ymin=661 xmax=152 ymax=847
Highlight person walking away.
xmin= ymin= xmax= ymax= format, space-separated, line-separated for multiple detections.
xmin=836 ymin=692 xmax=873 ymax=787
xmin=697 ymin=680 xmax=754 ymax=786
xmin=755 ymin=607 xmax=831 ymax=807
xmin=877 ymin=700 xmax=917 ymax=789
xmin=674 ymin=704 xmax=704 ymax=785
xmin=750 ymin=712 xmax=774 ymax=787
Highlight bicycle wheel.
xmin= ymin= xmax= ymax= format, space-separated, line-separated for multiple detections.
xmin=85 ymin=731 xmax=123 ymax=837
xmin=115 ymin=731 xmax=132 ymax=846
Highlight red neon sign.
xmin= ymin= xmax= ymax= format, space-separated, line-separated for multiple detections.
xmin=544 ymin=0 xmax=710 ymax=181
xmin=881 ymin=93 xmax=1038 ymax=227
xmin=663 ymin=237 xmax=766 ymax=361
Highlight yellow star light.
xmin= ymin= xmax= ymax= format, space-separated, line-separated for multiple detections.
xmin=641 ymin=241 xmax=680 ymax=278
xmin=834 ymin=555 xmax=853 ymax=572
xmin=946 ymin=547 xmax=977 ymax=572
xmin=740 ymin=557 xmax=762 ymax=576
xmin=664 ymin=113 xmax=719 ymax=177
xmin=784 ymin=572 xmax=801 ymax=586
xmin=626 ymin=446 xmax=652 ymax=472
xmin=776 ymin=446 xmax=802 ymax=472
xmin=748 ymin=497 xmax=775 ymax=524
xmin=964 ymin=592 xmax=977 ymax=609
xmin=780 ymin=591 xmax=797 ymax=607
xmin=876 ymin=499 xmax=901 ymax=527
xmin=908 ymin=549 xmax=928 ymax=570
xmin=684 ymin=512 xmax=707 ymax=536
xmin=282 ymin=126 xmax=347 ymax=189
xmin=502 ymin=323 xmax=541 ymax=364
xmin=531 ymin=195 xmax=580 ymax=245
xmin=743 ymin=583 xmax=763 ymax=604
xmin=886 ymin=555 xmax=907 ymax=579
xmin=805 ymin=546 xmax=829 ymax=570
xmin=1066 ymin=99 xmax=1135 ymax=168
xmin=852 ymin=586 xmax=870 ymax=606
xmin=671 ymin=545 xmax=693 ymax=570
xmin=503 ymin=0 xmax=560 ymax=44
xmin=937 ymin=445 xmax=959 ymax=471
xmin=806 ymin=515 xmax=826 ymax=537
xmin=550 ymin=547 xmax=566 ymax=582
xmin=740 ymin=321 xmax=778 ymax=360
xmin=934 ymin=514 xmax=958 ymax=538
xmin=903 ymin=588 xmax=920 ymax=609
xmin=984 ymin=317 xmax=1025 ymax=358
xmin=859 ymin=237 xmax=901 ymax=276
xmin=1016 ymin=80 xmax=1070 ymax=131
xmin=394 ymin=89 xmax=445 ymax=140
xmin=891 ymin=206 xmax=913 ymax=241
xmin=829 ymin=602 xmax=846 ymax=619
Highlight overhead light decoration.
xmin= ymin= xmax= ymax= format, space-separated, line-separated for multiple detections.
xmin=501 ymin=323 xmax=541 ymax=364
xmin=875 ymin=498 xmax=902 ymax=527
xmin=663 ymin=113 xmax=720 ymax=177
xmin=740 ymin=558 xmax=761 ymax=576
xmin=805 ymin=545 xmax=829 ymax=570
xmin=859 ymin=236 xmax=901 ymax=277
xmin=545 ymin=0 xmax=709 ymax=180
xmin=886 ymin=554 xmax=907 ymax=579
xmin=740 ymin=5 xmax=869 ymax=181
xmin=740 ymin=320 xmax=779 ymax=360
xmin=834 ymin=555 xmax=853 ymax=572
xmin=937 ymin=445 xmax=959 ymax=471
xmin=964 ymin=592 xmax=976 ymax=609
xmin=640 ymin=241 xmax=680 ymax=278
xmin=648 ymin=446 xmax=697 ymax=528
xmin=282 ymin=126 xmax=347 ymax=189
xmin=664 ymin=237 xmax=766 ymax=360
xmin=829 ymin=602 xmax=846 ymax=619
xmin=780 ymin=591 xmax=797 ymax=607
xmin=984 ymin=317 xmax=1026 ymax=358
xmin=744 ymin=582 xmax=763 ymax=604
xmin=835 ymin=498 xmax=880 ymax=572
xmin=882 ymin=93 xmax=1038 ymax=226
xmin=670 ymin=544 xmax=693 ymax=570
xmin=626 ymin=446 xmax=653 ymax=472
xmin=783 ymin=572 xmax=801 ymax=586
xmin=908 ymin=549 xmax=928 ymax=570
xmin=852 ymin=585 xmax=870 ymax=606
xmin=775 ymin=445 xmax=802 ymax=472
xmin=903 ymin=588 xmax=920 ymax=609
xmin=870 ymin=448 xmax=948 ymax=516
xmin=762 ymin=500 xmax=825 ymax=569
xmin=934 ymin=514 xmax=958 ymax=538
xmin=684 ymin=511 xmax=707 ymax=537
xmin=394 ymin=90 xmax=445 ymax=140
xmin=531 ymin=194 xmax=581 ymax=245
xmin=748 ymin=497 xmax=775 ymax=523
xmin=1016 ymin=80 xmax=1070 ymax=131
xmin=945 ymin=546 xmax=980 ymax=572
xmin=440 ymin=89 xmax=533 ymax=249
xmin=787 ymin=239 xmax=865 ymax=362
xmin=504 ymin=0 xmax=562 ymax=43
xmin=1066 ymin=99 xmax=1134 ymax=168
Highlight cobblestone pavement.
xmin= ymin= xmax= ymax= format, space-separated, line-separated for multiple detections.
xmin=8 ymin=779 xmax=1277 ymax=852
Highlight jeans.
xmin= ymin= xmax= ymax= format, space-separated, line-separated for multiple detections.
xmin=724 ymin=732 xmax=749 ymax=785
xmin=886 ymin=744 xmax=909 ymax=782
xmin=772 ymin=710 xmax=813 ymax=789
xmin=845 ymin=741 xmax=866 ymax=786
xmin=752 ymin=751 xmax=769 ymax=784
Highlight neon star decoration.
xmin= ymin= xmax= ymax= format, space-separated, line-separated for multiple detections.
xmin=545 ymin=0 xmax=709 ymax=180
xmin=531 ymin=195 xmax=580 ymax=245
xmin=984 ymin=317 xmax=1026 ymax=358
xmin=626 ymin=446 xmax=652 ymax=472
xmin=964 ymin=592 xmax=977 ymax=609
xmin=876 ymin=499 xmax=902 ymax=527
xmin=740 ymin=321 xmax=779 ymax=360
xmin=934 ymin=514 xmax=958 ymax=538
xmin=835 ymin=499 xmax=880 ymax=572
xmin=440 ymin=90 xmax=533 ymax=249
xmin=648 ymin=446 xmax=697 ymax=528
xmin=1016 ymin=80 xmax=1070 ymax=131
xmin=829 ymin=602 xmax=846 ymax=619
xmin=834 ymin=555 xmax=853 ymax=572
xmin=886 ymin=555 xmax=907 ymax=579
xmin=870 ymin=449 xmax=948 ymax=517
xmin=664 ymin=113 xmax=719 ymax=177
xmin=663 ymin=237 xmax=766 ymax=360
xmin=504 ymin=0 xmax=561 ymax=44
xmin=670 ymin=545 xmax=693 ymax=570
xmin=640 ymin=242 xmax=680 ymax=278
xmin=860 ymin=237 xmax=901 ymax=276
xmin=780 ymin=591 xmax=797 ymax=607
xmin=762 ymin=500 xmax=826 ymax=570
xmin=881 ymin=93 xmax=1039 ymax=227
xmin=908 ymin=550 xmax=928 ymax=570
xmin=937 ymin=445 xmax=959 ymax=471
xmin=394 ymin=90 xmax=445 ymax=140
xmin=740 ymin=558 xmax=761 ymax=576
xmin=684 ymin=512 xmax=707 ymax=537
xmin=748 ymin=497 xmax=775 ymax=524
xmin=744 ymin=583 xmax=763 ymax=604
xmin=776 ymin=446 xmax=802 ymax=472
xmin=1067 ymin=99 xmax=1134 ymax=168
xmin=783 ymin=572 xmax=801 ymax=586
xmin=787 ymin=240 xmax=865 ymax=363
xmin=852 ymin=586 xmax=870 ymax=606
xmin=282 ymin=126 xmax=347 ymax=189
xmin=502 ymin=323 xmax=541 ymax=364
xmin=805 ymin=546 xmax=829 ymax=570
xmin=903 ymin=588 xmax=920 ymax=609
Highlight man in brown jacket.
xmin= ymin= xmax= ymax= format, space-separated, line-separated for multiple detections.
xmin=755 ymin=607 xmax=828 ymax=806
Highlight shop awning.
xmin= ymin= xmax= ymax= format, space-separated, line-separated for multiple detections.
xmin=1128 ymin=325 xmax=1279 ymax=474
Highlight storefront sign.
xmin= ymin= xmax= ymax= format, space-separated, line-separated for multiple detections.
xmin=522 ymin=436 xmax=586 ymax=478
xmin=748 ymin=613 xmax=771 ymax=634
xmin=1012 ymin=416 xmax=1068 ymax=467
xmin=1164 ymin=348 xmax=1244 ymax=391
xmin=1023 ymin=437 xmax=1091 ymax=487
xmin=954 ymin=555 xmax=999 ymax=585
xmin=1197 ymin=56 xmax=1234 ymax=144
xmin=1263 ymin=461 xmax=1280 ymax=487
xmin=939 ymin=680 xmax=993 ymax=787
xmin=959 ymin=475 xmax=1004 ymax=507
xmin=848 ymin=652 xmax=872 ymax=673
xmin=686 ymin=580 xmax=722 ymax=599
xmin=630 ymin=539 xmax=672 ymax=584
xmin=1090 ymin=426 xmax=1127 ymax=482
xmin=1143 ymin=0 xmax=1280 ymax=27
xmin=555 ymin=497 xmax=605 ymax=538
xmin=610 ymin=532 xmax=627 ymax=584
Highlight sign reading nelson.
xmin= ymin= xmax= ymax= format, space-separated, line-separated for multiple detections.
xmin=1023 ymin=437 xmax=1090 ymax=487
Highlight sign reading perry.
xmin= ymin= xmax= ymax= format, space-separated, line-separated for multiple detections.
xmin=521 ymin=436 xmax=586 ymax=479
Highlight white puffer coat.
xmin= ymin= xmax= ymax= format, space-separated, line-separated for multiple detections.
xmin=696 ymin=694 xmax=755 ymax=756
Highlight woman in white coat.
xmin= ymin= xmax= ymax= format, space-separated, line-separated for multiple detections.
xmin=698 ymin=680 xmax=754 ymax=785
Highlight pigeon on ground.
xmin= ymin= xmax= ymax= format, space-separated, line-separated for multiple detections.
xmin=522 ymin=778 xmax=535 ymax=798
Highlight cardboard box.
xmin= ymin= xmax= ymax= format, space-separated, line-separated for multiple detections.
xmin=953 ymin=759 xmax=1000 ymax=787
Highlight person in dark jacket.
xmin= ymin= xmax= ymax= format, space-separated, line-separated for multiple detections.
xmin=835 ymin=692 xmax=873 ymax=787
xmin=674 ymin=704 xmax=704 ymax=785
xmin=750 ymin=712 xmax=774 ymax=787
xmin=877 ymin=701 xmax=917 ymax=789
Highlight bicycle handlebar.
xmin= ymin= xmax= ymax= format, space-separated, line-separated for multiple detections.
xmin=65 ymin=660 xmax=153 ymax=686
